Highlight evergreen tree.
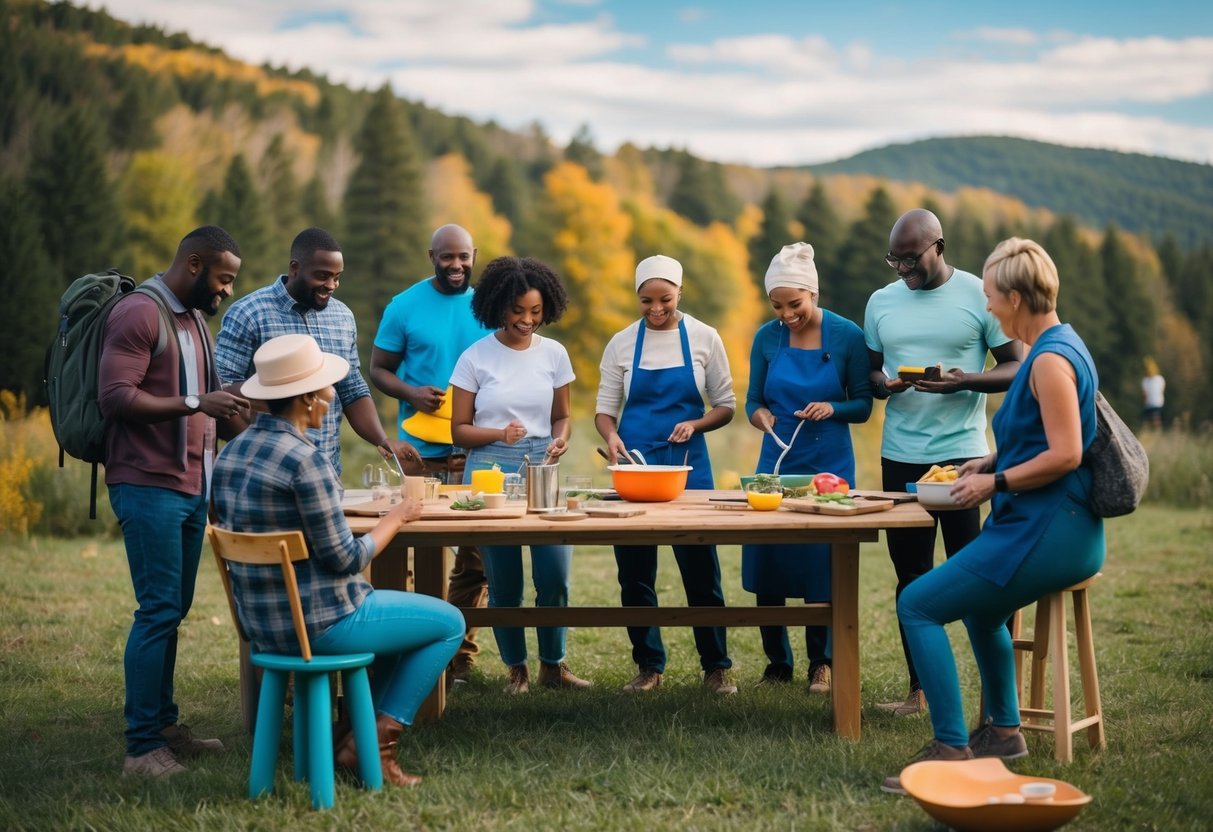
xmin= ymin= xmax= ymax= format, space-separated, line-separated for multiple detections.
xmin=748 ymin=187 xmax=794 ymax=291
xmin=301 ymin=173 xmax=337 ymax=235
xmin=1099 ymin=224 xmax=1154 ymax=413
xmin=1044 ymin=216 xmax=1109 ymax=375
xmin=211 ymin=153 xmax=274 ymax=281
xmin=668 ymin=152 xmax=740 ymax=227
xmin=0 ymin=178 xmax=57 ymax=401
xmin=832 ymin=185 xmax=899 ymax=325
xmin=259 ymin=134 xmax=302 ymax=250
xmin=482 ymin=156 xmax=529 ymax=229
xmin=946 ymin=206 xmax=994 ymax=275
xmin=564 ymin=124 xmax=603 ymax=181
xmin=342 ymin=84 xmax=428 ymax=351
xmin=119 ymin=152 xmax=199 ymax=280
xmin=26 ymin=108 xmax=121 ymax=286
xmin=795 ymin=182 xmax=843 ymax=281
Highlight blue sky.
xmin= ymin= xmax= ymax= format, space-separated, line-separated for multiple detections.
xmin=84 ymin=0 xmax=1213 ymax=166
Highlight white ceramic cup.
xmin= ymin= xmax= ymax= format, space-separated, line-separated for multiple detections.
xmin=1019 ymin=782 xmax=1056 ymax=803
xmin=482 ymin=493 xmax=506 ymax=509
xmin=402 ymin=475 xmax=426 ymax=501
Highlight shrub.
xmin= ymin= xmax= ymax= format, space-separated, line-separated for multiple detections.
xmin=1141 ymin=428 xmax=1213 ymax=509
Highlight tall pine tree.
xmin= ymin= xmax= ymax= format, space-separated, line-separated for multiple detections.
xmin=748 ymin=187 xmax=794 ymax=291
xmin=1099 ymin=224 xmax=1154 ymax=413
xmin=0 ymin=178 xmax=57 ymax=401
xmin=668 ymin=152 xmax=740 ymax=227
xmin=832 ymin=185 xmax=899 ymax=325
xmin=259 ymin=134 xmax=303 ymax=250
xmin=342 ymin=84 xmax=428 ymax=353
xmin=211 ymin=154 xmax=274 ymax=282
xmin=795 ymin=182 xmax=842 ymax=283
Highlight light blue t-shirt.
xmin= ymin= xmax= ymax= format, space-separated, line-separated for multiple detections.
xmin=373 ymin=278 xmax=491 ymax=458
xmin=863 ymin=269 xmax=1011 ymax=462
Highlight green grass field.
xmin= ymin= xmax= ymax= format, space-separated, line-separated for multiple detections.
xmin=1 ymin=505 xmax=1211 ymax=830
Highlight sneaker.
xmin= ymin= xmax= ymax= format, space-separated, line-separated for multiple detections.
xmin=808 ymin=664 xmax=832 ymax=695
xmin=123 ymin=746 xmax=187 ymax=778
xmin=876 ymin=689 xmax=927 ymax=716
xmin=160 ymin=723 xmax=223 ymax=757
xmin=880 ymin=740 xmax=973 ymax=795
xmin=622 ymin=669 xmax=663 ymax=693
xmin=703 ymin=668 xmax=738 ymax=696
xmin=968 ymin=720 xmax=1029 ymax=760
xmin=538 ymin=661 xmax=592 ymax=690
xmin=503 ymin=663 xmax=529 ymax=696
xmin=448 ymin=655 xmax=474 ymax=686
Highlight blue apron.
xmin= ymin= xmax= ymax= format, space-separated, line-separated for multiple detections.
xmin=742 ymin=322 xmax=854 ymax=597
xmin=616 ymin=318 xmax=713 ymax=489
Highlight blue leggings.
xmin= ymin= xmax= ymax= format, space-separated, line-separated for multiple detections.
xmin=311 ymin=591 xmax=464 ymax=726
xmin=898 ymin=501 xmax=1104 ymax=747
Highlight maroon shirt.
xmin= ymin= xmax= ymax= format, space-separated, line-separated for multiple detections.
xmin=98 ymin=292 xmax=213 ymax=494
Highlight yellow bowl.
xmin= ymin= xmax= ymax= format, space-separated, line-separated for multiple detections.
xmin=608 ymin=465 xmax=691 ymax=502
xmin=746 ymin=491 xmax=784 ymax=511
xmin=901 ymin=758 xmax=1091 ymax=832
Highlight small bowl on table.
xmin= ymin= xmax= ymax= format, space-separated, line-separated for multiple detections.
xmin=909 ymin=480 xmax=962 ymax=510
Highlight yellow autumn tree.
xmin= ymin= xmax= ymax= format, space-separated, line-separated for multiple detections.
xmin=424 ymin=154 xmax=512 ymax=265
xmin=533 ymin=162 xmax=636 ymax=413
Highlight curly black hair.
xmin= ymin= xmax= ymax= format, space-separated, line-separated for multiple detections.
xmin=470 ymin=256 xmax=569 ymax=330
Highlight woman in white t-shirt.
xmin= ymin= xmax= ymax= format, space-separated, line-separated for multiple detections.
xmin=450 ymin=256 xmax=590 ymax=695
xmin=594 ymin=255 xmax=738 ymax=695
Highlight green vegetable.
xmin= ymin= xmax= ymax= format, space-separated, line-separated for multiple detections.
xmin=450 ymin=498 xmax=486 ymax=511
xmin=783 ymin=485 xmax=812 ymax=498
xmin=814 ymin=493 xmax=855 ymax=505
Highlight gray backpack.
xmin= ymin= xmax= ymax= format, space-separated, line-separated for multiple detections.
xmin=1086 ymin=392 xmax=1149 ymax=517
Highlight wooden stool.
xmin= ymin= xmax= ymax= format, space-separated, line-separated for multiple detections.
xmin=1012 ymin=573 xmax=1106 ymax=763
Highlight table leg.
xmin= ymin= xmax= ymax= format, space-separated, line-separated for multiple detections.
xmin=831 ymin=541 xmax=861 ymax=740
xmin=413 ymin=544 xmax=450 ymax=723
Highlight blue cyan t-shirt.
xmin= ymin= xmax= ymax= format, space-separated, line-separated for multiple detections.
xmin=373 ymin=278 xmax=490 ymax=458
xmin=863 ymin=269 xmax=1011 ymax=462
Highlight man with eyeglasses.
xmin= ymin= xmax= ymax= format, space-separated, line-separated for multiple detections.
xmin=863 ymin=208 xmax=1022 ymax=716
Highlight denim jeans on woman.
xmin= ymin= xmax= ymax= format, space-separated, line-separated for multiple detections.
xmin=109 ymin=483 xmax=209 ymax=756
xmin=465 ymin=437 xmax=573 ymax=667
xmin=311 ymin=591 xmax=464 ymax=725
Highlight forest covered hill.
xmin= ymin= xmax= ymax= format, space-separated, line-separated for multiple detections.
xmin=2 ymin=0 xmax=1210 ymax=427
xmin=807 ymin=136 xmax=1213 ymax=250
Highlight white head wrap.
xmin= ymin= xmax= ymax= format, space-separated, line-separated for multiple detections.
xmin=634 ymin=254 xmax=683 ymax=291
xmin=764 ymin=242 xmax=819 ymax=295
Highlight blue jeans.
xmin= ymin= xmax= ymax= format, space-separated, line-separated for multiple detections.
xmin=899 ymin=499 xmax=1105 ymax=747
xmin=311 ymin=591 xmax=464 ymax=726
xmin=615 ymin=545 xmax=731 ymax=673
xmin=755 ymin=593 xmax=831 ymax=677
xmin=466 ymin=438 xmax=573 ymax=667
xmin=110 ymin=483 xmax=208 ymax=756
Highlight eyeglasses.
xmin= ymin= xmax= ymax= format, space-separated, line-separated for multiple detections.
xmin=885 ymin=239 xmax=942 ymax=271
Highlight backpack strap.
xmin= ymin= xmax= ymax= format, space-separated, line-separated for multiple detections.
xmin=132 ymin=284 xmax=174 ymax=358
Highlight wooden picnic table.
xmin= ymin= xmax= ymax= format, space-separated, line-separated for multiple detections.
xmin=349 ymin=489 xmax=932 ymax=740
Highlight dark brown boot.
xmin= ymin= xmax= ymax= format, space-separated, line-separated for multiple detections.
xmin=335 ymin=713 xmax=422 ymax=787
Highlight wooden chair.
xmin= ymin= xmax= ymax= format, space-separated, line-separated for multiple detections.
xmin=1011 ymin=573 xmax=1106 ymax=763
xmin=208 ymin=526 xmax=382 ymax=809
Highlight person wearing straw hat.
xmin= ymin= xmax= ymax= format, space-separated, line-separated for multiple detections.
xmin=742 ymin=242 xmax=873 ymax=694
xmin=212 ymin=333 xmax=465 ymax=787
xmin=594 ymin=254 xmax=738 ymax=696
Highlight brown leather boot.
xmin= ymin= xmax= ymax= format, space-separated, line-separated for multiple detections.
xmin=503 ymin=663 xmax=530 ymax=695
xmin=335 ymin=713 xmax=422 ymax=787
xmin=538 ymin=661 xmax=592 ymax=689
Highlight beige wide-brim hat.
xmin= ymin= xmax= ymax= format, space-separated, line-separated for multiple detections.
xmin=241 ymin=334 xmax=349 ymax=401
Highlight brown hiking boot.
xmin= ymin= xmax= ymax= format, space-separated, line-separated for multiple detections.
xmin=969 ymin=720 xmax=1029 ymax=760
xmin=808 ymin=665 xmax=832 ymax=695
xmin=703 ymin=668 xmax=738 ymax=695
xmin=503 ymin=663 xmax=530 ymax=695
xmin=876 ymin=689 xmax=927 ymax=716
xmin=122 ymin=746 xmax=187 ymax=778
xmin=448 ymin=655 xmax=474 ymax=685
xmin=160 ymin=723 xmax=224 ymax=757
xmin=881 ymin=740 xmax=973 ymax=795
xmin=538 ymin=661 xmax=592 ymax=689
xmin=622 ymin=669 xmax=663 ymax=693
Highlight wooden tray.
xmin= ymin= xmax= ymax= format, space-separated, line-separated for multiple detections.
xmin=581 ymin=505 xmax=646 ymax=518
xmin=782 ymin=497 xmax=895 ymax=516
xmin=343 ymin=495 xmax=526 ymax=520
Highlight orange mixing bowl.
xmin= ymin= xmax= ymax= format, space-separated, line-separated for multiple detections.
xmin=608 ymin=464 xmax=692 ymax=502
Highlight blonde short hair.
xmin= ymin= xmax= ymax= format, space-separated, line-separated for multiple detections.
xmin=983 ymin=237 xmax=1059 ymax=314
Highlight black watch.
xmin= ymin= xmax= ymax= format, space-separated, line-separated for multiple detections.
xmin=994 ymin=472 xmax=1008 ymax=492
xmin=184 ymin=394 xmax=201 ymax=413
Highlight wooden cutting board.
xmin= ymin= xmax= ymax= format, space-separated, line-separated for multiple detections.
xmin=782 ymin=497 xmax=895 ymax=516
xmin=343 ymin=496 xmax=527 ymax=520
xmin=581 ymin=505 xmax=646 ymax=518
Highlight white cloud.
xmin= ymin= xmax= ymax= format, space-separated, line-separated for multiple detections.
xmin=78 ymin=2 xmax=1213 ymax=166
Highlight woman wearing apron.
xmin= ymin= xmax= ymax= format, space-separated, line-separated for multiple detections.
xmin=595 ymin=255 xmax=738 ymax=695
xmin=743 ymin=243 xmax=873 ymax=692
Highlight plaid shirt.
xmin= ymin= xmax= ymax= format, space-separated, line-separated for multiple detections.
xmin=211 ymin=413 xmax=374 ymax=655
xmin=215 ymin=276 xmax=370 ymax=473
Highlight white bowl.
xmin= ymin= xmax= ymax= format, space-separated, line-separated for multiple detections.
xmin=914 ymin=480 xmax=961 ymax=509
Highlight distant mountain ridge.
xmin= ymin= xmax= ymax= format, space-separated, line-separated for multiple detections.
xmin=806 ymin=136 xmax=1213 ymax=248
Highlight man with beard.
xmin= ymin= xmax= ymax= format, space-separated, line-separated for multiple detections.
xmin=99 ymin=226 xmax=250 ymax=777
xmin=370 ymin=224 xmax=491 ymax=683
xmin=215 ymin=226 xmax=418 ymax=473
xmin=864 ymin=208 xmax=1022 ymax=716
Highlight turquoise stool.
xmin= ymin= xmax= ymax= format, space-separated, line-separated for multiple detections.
xmin=209 ymin=527 xmax=383 ymax=809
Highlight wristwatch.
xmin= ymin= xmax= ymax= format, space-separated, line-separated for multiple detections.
xmin=994 ymin=472 xmax=1008 ymax=492
xmin=184 ymin=394 xmax=201 ymax=413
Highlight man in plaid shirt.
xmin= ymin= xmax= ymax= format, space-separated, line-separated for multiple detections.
xmin=215 ymin=227 xmax=417 ymax=474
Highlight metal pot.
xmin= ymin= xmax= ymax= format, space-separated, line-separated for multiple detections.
xmin=525 ymin=462 xmax=561 ymax=511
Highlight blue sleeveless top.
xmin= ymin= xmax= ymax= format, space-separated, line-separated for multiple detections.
xmin=967 ymin=324 xmax=1099 ymax=586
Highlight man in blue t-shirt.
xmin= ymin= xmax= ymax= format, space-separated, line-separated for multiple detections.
xmin=370 ymin=224 xmax=491 ymax=682
xmin=864 ymin=208 xmax=1022 ymax=716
